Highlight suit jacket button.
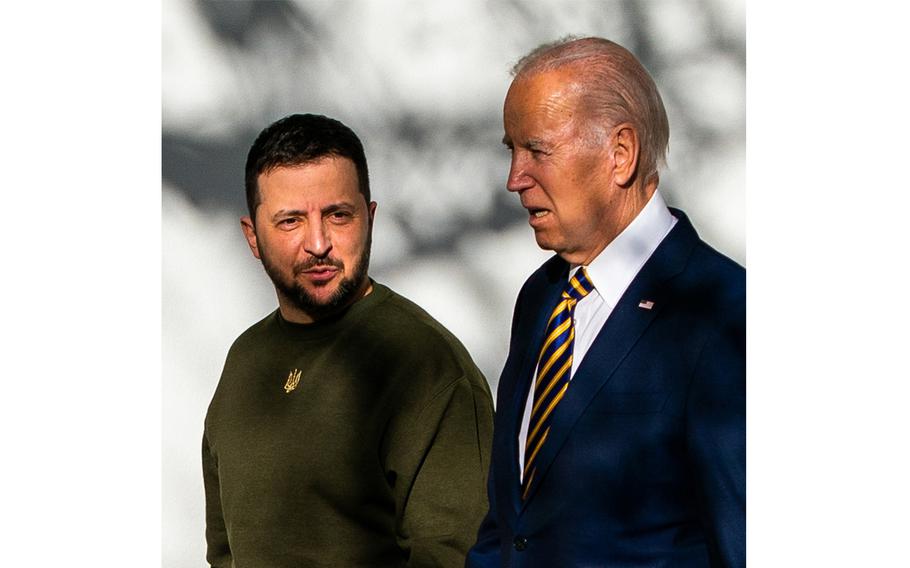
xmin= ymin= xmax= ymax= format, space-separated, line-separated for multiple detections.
xmin=513 ymin=535 xmax=528 ymax=551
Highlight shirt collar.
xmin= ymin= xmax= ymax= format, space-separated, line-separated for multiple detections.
xmin=570 ymin=190 xmax=676 ymax=308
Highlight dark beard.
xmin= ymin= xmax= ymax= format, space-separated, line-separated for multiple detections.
xmin=260 ymin=235 xmax=371 ymax=321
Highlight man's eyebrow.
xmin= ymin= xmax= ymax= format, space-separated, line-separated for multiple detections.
xmin=271 ymin=209 xmax=306 ymax=221
xmin=502 ymin=135 xmax=546 ymax=149
xmin=271 ymin=202 xmax=358 ymax=221
xmin=321 ymin=202 xmax=356 ymax=214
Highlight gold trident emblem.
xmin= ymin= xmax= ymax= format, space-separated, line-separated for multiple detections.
xmin=284 ymin=369 xmax=302 ymax=393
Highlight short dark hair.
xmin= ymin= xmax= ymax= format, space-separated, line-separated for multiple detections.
xmin=244 ymin=113 xmax=370 ymax=218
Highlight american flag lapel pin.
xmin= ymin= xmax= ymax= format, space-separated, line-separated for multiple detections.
xmin=638 ymin=300 xmax=655 ymax=310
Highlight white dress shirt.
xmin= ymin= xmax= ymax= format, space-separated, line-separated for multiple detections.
xmin=517 ymin=190 xmax=678 ymax=477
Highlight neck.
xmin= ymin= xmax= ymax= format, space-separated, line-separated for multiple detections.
xmin=565 ymin=180 xmax=658 ymax=267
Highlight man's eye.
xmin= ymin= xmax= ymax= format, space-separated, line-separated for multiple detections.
xmin=278 ymin=218 xmax=299 ymax=228
xmin=328 ymin=211 xmax=352 ymax=223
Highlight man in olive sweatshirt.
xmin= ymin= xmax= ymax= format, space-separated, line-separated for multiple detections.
xmin=202 ymin=113 xmax=494 ymax=567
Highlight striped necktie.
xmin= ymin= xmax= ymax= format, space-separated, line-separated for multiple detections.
xmin=522 ymin=267 xmax=594 ymax=500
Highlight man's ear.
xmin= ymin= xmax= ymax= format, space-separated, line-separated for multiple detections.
xmin=611 ymin=124 xmax=640 ymax=187
xmin=368 ymin=201 xmax=377 ymax=225
xmin=240 ymin=216 xmax=261 ymax=260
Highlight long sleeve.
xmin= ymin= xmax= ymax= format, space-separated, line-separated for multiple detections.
xmin=386 ymin=375 xmax=494 ymax=567
xmin=686 ymin=298 xmax=746 ymax=568
xmin=202 ymin=430 xmax=232 ymax=568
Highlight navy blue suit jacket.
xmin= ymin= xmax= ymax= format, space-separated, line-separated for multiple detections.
xmin=467 ymin=210 xmax=745 ymax=567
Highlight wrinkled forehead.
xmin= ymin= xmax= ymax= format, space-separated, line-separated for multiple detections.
xmin=504 ymin=70 xmax=588 ymax=134
xmin=508 ymin=63 xmax=589 ymax=101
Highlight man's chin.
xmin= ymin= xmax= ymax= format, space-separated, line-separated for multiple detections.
xmin=288 ymin=275 xmax=366 ymax=317
xmin=301 ymin=287 xmax=341 ymax=308
xmin=533 ymin=233 xmax=559 ymax=252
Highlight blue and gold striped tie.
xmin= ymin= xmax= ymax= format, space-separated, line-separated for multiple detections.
xmin=522 ymin=267 xmax=594 ymax=500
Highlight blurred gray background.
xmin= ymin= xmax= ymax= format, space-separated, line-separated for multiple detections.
xmin=163 ymin=0 xmax=744 ymax=565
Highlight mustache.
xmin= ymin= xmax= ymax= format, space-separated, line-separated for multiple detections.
xmin=292 ymin=256 xmax=344 ymax=276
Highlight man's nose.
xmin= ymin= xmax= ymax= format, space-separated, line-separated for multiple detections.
xmin=506 ymin=154 xmax=534 ymax=193
xmin=303 ymin=221 xmax=332 ymax=258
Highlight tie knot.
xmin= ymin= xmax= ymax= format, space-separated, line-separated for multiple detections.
xmin=562 ymin=267 xmax=594 ymax=302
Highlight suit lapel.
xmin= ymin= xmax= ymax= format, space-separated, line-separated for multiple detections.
xmin=519 ymin=209 xmax=699 ymax=507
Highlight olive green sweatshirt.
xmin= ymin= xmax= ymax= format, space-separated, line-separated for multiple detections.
xmin=203 ymin=282 xmax=494 ymax=567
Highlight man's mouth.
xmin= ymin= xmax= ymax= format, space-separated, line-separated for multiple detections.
xmin=520 ymin=199 xmax=552 ymax=226
xmin=298 ymin=265 xmax=340 ymax=283
xmin=527 ymin=207 xmax=551 ymax=222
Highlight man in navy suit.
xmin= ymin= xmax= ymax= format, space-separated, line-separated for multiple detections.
xmin=467 ymin=37 xmax=745 ymax=567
